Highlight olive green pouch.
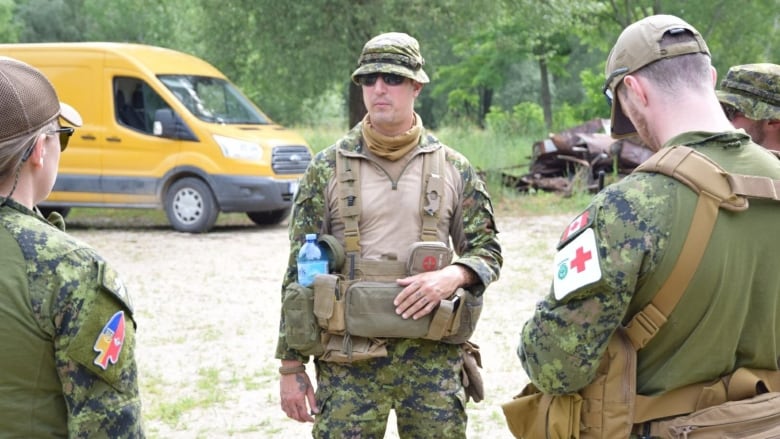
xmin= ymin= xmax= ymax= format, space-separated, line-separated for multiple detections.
xmin=313 ymin=274 xmax=345 ymax=333
xmin=282 ymin=282 xmax=323 ymax=356
xmin=345 ymin=281 xmax=431 ymax=339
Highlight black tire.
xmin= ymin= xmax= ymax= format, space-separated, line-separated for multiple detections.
xmin=164 ymin=177 xmax=219 ymax=233
xmin=38 ymin=206 xmax=71 ymax=218
xmin=246 ymin=207 xmax=291 ymax=225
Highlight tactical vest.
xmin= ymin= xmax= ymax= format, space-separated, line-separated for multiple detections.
xmin=503 ymin=146 xmax=780 ymax=438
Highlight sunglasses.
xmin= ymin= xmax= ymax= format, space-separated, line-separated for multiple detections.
xmin=722 ymin=104 xmax=742 ymax=122
xmin=357 ymin=73 xmax=407 ymax=87
xmin=49 ymin=126 xmax=75 ymax=152
xmin=602 ymin=67 xmax=629 ymax=107
xmin=21 ymin=126 xmax=75 ymax=162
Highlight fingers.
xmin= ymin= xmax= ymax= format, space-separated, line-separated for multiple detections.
xmin=280 ymin=373 xmax=316 ymax=423
xmin=395 ymin=286 xmax=437 ymax=319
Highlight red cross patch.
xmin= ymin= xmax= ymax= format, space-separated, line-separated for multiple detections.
xmin=553 ymin=228 xmax=602 ymax=300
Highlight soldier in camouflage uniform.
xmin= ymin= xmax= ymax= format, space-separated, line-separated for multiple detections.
xmin=717 ymin=63 xmax=780 ymax=152
xmin=0 ymin=57 xmax=144 ymax=437
xmin=276 ymin=33 xmax=502 ymax=438
xmin=517 ymin=14 xmax=780 ymax=432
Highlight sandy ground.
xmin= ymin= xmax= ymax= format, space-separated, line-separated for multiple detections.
xmin=68 ymin=211 xmax=572 ymax=438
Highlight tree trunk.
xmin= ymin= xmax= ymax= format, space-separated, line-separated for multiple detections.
xmin=348 ymin=81 xmax=366 ymax=128
xmin=539 ymin=56 xmax=552 ymax=132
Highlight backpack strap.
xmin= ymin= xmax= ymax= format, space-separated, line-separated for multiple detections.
xmin=625 ymin=145 xmax=780 ymax=421
xmin=625 ymin=145 xmax=780 ymax=350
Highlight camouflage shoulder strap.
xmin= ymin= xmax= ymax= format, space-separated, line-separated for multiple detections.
xmin=336 ymin=147 xmax=446 ymax=265
xmin=627 ymin=145 xmax=780 ymax=350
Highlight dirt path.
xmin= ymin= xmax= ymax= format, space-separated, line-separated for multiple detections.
xmin=69 ymin=211 xmax=572 ymax=438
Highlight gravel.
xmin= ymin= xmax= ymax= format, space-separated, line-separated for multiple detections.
xmin=68 ymin=211 xmax=572 ymax=438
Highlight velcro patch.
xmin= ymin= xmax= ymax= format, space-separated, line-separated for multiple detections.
xmin=553 ymin=228 xmax=602 ymax=300
xmin=93 ymin=311 xmax=126 ymax=370
xmin=557 ymin=207 xmax=594 ymax=250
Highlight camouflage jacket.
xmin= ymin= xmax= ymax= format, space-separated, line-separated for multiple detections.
xmin=0 ymin=199 xmax=144 ymax=438
xmin=519 ymin=130 xmax=780 ymax=395
xmin=275 ymin=122 xmax=502 ymax=361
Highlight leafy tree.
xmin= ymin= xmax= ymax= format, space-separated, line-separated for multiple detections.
xmin=0 ymin=0 xmax=18 ymax=42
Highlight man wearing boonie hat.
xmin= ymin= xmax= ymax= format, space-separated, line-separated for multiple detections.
xmin=717 ymin=63 xmax=780 ymax=152
xmin=0 ymin=57 xmax=144 ymax=437
xmin=515 ymin=14 xmax=780 ymax=438
xmin=277 ymin=32 xmax=502 ymax=438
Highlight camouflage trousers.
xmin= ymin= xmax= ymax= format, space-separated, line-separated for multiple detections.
xmin=312 ymin=338 xmax=467 ymax=439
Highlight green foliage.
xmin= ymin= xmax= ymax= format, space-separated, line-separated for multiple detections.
xmin=484 ymin=103 xmax=546 ymax=140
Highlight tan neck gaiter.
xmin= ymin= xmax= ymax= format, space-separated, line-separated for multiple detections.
xmin=362 ymin=113 xmax=423 ymax=161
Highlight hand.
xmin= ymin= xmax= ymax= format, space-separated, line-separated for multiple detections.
xmin=394 ymin=264 xmax=472 ymax=320
xmin=279 ymin=362 xmax=318 ymax=423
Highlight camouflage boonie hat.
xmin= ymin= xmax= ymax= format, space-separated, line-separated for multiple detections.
xmin=351 ymin=32 xmax=429 ymax=85
xmin=717 ymin=63 xmax=780 ymax=121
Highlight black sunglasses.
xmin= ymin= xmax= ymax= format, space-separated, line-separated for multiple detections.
xmin=357 ymin=73 xmax=407 ymax=87
xmin=722 ymin=104 xmax=742 ymax=122
xmin=48 ymin=126 xmax=75 ymax=152
xmin=602 ymin=67 xmax=629 ymax=107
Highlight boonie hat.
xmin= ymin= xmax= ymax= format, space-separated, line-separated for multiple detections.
xmin=0 ymin=56 xmax=82 ymax=144
xmin=351 ymin=32 xmax=429 ymax=85
xmin=717 ymin=63 xmax=780 ymax=121
xmin=604 ymin=15 xmax=710 ymax=138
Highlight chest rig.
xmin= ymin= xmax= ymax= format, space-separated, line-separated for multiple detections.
xmin=335 ymin=146 xmax=446 ymax=280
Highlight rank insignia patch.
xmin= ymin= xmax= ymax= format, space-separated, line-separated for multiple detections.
xmin=93 ymin=311 xmax=126 ymax=370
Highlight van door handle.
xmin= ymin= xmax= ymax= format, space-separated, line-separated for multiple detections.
xmin=80 ymin=134 xmax=96 ymax=141
xmin=106 ymin=136 xmax=121 ymax=143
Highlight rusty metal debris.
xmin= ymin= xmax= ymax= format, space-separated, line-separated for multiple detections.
xmin=501 ymin=118 xmax=654 ymax=195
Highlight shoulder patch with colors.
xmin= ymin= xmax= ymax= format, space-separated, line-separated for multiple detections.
xmin=557 ymin=207 xmax=594 ymax=250
xmin=93 ymin=310 xmax=126 ymax=370
xmin=553 ymin=228 xmax=602 ymax=300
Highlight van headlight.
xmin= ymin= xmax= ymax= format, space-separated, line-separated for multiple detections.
xmin=213 ymin=135 xmax=262 ymax=160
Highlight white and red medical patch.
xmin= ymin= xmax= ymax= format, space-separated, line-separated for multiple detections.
xmin=553 ymin=228 xmax=602 ymax=300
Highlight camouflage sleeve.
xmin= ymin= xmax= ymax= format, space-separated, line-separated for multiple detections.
xmin=44 ymin=249 xmax=144 ymax=437
xmin=274 ymin=148 xmax=336 ymax=361
xmin=446 ymin=147 xmax=502 ymax=295
xmin=518 ymin=175 xmax=675 ymax=394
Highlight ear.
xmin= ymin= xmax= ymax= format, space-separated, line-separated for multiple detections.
xmin=412 ymin=82 xmax=423 ymax=97
xmin=710 ymin=65 xmax=718 ymax=87
xmin=622 ymin=74 xmax=649 ymax=106
xmin=28 ymin=135 xmax=46 ymax=168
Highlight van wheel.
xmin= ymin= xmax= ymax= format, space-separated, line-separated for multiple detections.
xmin=246 ymin=208 xmax=291 ymax=225
xmin=165 ymin=177 xmax=219 ymax=233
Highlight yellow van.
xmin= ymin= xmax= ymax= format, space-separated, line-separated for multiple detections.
xmin=0 ymin=42 xmax=311 ymax=232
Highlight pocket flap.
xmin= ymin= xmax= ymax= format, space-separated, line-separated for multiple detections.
xmin=313 ymin=274 xmax=339 ymax=319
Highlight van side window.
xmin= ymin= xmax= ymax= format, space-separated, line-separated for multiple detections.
xmin=113 ymin=77 xmax=172 ymax=133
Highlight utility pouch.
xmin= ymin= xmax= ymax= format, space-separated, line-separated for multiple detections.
xmin=501 ymin=383 xmax=583 ymax=439
xmin=313 ymin=274 xmax=345 ymax=334
xmin=282 ymin=282 xmax=323 ymax=357
xmin=654 ymin=392 xmax=780 ymax=438
xmin=441 ymin=288 xmax=482 ymax=344
xmin=345 ymin=281 xmax=432 ymax=339
xmin=407 ymin=241 xmax=453 ymax=274
xmin=318 ymin=333 xmax=388 ymax=363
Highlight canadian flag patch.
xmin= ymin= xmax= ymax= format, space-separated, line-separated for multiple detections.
xmin=553 ymin=228 xmax=602 ymax=300
xmin=558 ymin=208 xmax=592 ymax=248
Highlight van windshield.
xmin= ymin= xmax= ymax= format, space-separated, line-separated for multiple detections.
xmin=158 ymin=75 xmax=270 ymax=124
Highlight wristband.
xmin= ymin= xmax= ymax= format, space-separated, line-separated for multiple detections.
xmin=279 ymin=364 xmax=306 ymax=375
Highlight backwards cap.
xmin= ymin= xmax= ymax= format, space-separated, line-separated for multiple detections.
xmin=604 ymin=15 xmax=710 ymax=138
xmin=716 ymin=63 xmax=780 ymax=121
xmin=0 ymin=57 xmax=82 ymax=144
xmin=351 ymin=32 xmax=429 ymax=85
